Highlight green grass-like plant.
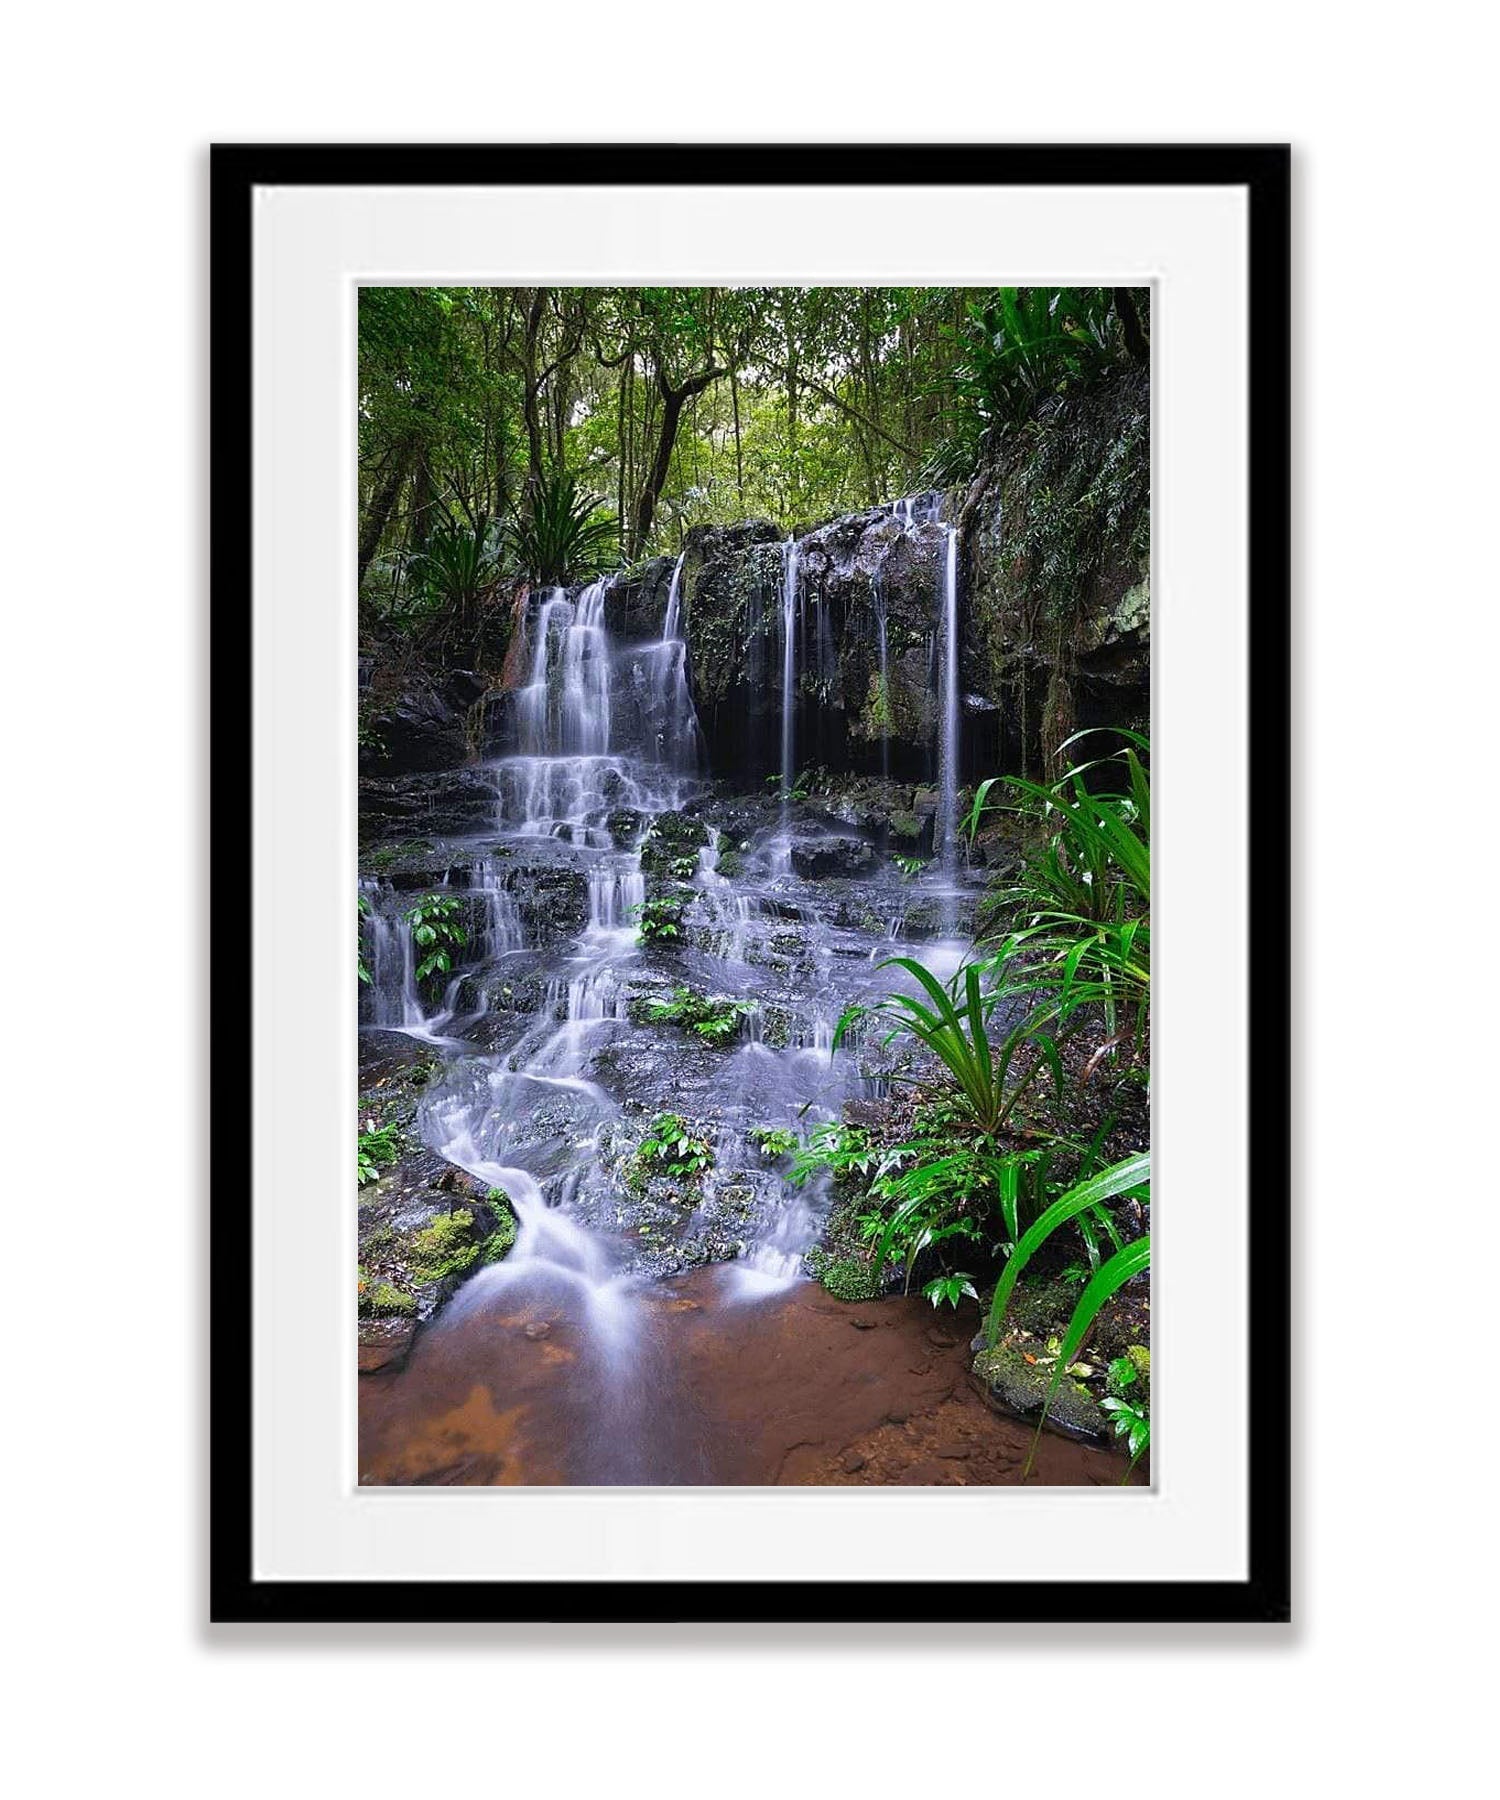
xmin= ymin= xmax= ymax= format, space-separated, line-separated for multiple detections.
xmin=983 ymin=1151 xmax=1150 ymax=1476
xmin=835 ymin=954 xmax=1066 ymax=1138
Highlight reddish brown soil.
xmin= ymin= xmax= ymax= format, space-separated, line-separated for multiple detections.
xmin=359 ymin=1265 xmax=1139 ymax=1487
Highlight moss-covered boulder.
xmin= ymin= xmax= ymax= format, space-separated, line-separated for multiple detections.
xmin=969 ymin=1342 xmax=1107 ymax=1442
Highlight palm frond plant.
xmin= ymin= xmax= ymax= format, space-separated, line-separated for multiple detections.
xmin=510 ymin=470 xmax=619 ymax=586
xmin=410 ymin=514 xmax=501 ymax=647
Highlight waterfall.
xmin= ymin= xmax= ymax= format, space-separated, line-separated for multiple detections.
xmin=936 ymin=522 xmax=960 ymax=878
xmin=491 ymin=572 xmax=700 ymax=843
xmin=780 ymin=536 xmax=798 ymax=815
xmin=639 ymin=550 xmax=701 ymax=770
xmin=874 ymin=572 xmax=890 ymax=781
xmin=359 ymin=879 xmax=424 ymax=1030
xmin=663 ymin=549 xmax=684 ymax=639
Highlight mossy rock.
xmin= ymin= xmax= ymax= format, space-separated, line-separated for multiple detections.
xmin=805 ymin=1249 xmax=883 ymax=1302
xmin=407 ymin=1207 xmax=484 ymax=1282
xmin=639 ymin=810 xmax=710 ymax=877
xmin=359 ymin=1280 xmax=417 ymax=1320
xmin=970 ymin=1343 xmax=1105 ymax=1441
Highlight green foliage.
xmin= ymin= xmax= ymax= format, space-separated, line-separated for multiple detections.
xmin=970 ymin=732 xmax=1150 ymax=1047
xmin=631 ymin=1112 xmax=715 ymax=1186
xmin=982 ymin=1153 xmax=1150 ymax=1475
xmin=642 ymin=985 xmax=751 ymax=1046
xmin=1101 ymin=1395 xmax=1151 ymax=1471
xmin=923 ymin=1272 xmax=979 ymax=1310
xmin=765 ymin=767 xmax=817 ymax=803
xmin=407 ymin=1208 xmax=482 ymax=1282
xmin=510 ymin=470 xmax=618 ymax=585
xmin=748 ymin=1124 xmax=799 ymax=1160
xmin=804 ymin=1249 xmax=884 ymax=1302
xmin=357 ymin=1121 xmax=402 ymax=1186
xmin=633 ymin=894 xmax=687 ymax=944
xmin=892 ymin=855 xmax=927 ymax=879
xmin=403 ymin=893 xmax=468 ymax=985
xmin=925 ymin=288 xmax=1143 ymax=484
xmin=412 ymin=515 xmax=499 ymax=610
xmin=789 ymin=1121 xmax=883 ymax=1187
xmin=835 ymin=954 xmax=1067 ymax=1138
xmin=997 ymin=372 xmax=1149 ymax=634
xmin=358 ymin=285 xmax=1148 ymax=628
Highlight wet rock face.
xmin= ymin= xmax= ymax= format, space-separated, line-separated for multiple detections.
xmin=359 ymin=669 xmax=475 ymax=774
xmin=681 ymin=510 xmax=953 ymax=783
xmin=961 ymin=366 xmax=1150 ymax=775
xmin=357 ymin=1031 xmax=518 ymax=1373
xmin=358 ymin=770 xmax=497 ymax=839
xmin=788 ymin=833 xmax=876 ymax=880
xmin=606 ymin=554 xmax=678 ymax=643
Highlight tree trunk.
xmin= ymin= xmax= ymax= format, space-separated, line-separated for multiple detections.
xmin=632 ymin=363 xmax=723 ymax=553
xmin=358 ymin=438 xmax=414 ymax=585
xmin=1114 ymin=289 xmax=1149 ymax=365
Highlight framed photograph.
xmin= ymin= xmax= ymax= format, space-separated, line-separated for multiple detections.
xmin=212 ymin=143 xmax=1289 ymax=1623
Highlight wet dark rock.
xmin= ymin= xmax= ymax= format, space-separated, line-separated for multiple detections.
xmin=788 ymin=833 xmax=876 ymax=879
xmin=357 ymin=1042 xmax=518 ymax=1372
xmin=639 ymin=809 xmax=710 ymax=878
xmin=607 ymin=554 xmax=678 ymax=643
xmin=360 ymin=671 xmax=471 ymax=775
xmin=605 ymin=807 xmax=644 ymax=848
xmin=359 ymin=770 xmax=497 ymax=839
xmin=961 ymin=366 xmax=1149 ymax=774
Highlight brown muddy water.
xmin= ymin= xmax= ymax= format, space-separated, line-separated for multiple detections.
xmin=359 ymin=1265 xmax=1138 ymax=1487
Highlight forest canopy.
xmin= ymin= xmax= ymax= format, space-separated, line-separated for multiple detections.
xmin=358 ymin=285 xmax=1148 ymax=635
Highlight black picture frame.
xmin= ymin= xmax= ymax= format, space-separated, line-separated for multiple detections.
xmin=210 ymin=142 xmax=1290 ymax=1626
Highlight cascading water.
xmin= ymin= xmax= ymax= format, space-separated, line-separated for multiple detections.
xmin=363 ymin=509 xmax=983 ymax=1484
xmin=359 ymin=879 xmax=423 ymax=1031
xmin=780 ymin=536 xmax=798 ymax=816
xmin=874 ymin=571 xmax=890 ymax=781
xmin=936 ymin=522 xmax=960 ymax=878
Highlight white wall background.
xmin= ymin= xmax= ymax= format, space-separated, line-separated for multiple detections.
xmin=4 ymin=5 xmax=1493 ymax=1794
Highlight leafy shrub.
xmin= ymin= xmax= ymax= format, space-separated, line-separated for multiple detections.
xmin=630 ymin=1112 xmax=715 ymax=1187
xmin=984 ymin=1152 xmax=1150 ymax=1475
xmin=403 ymin=893 xmax=469 ymax=986
xmin=633 ymin=894 xmax=688 ymax=944
xmin=924 ymin=288 xmax=1141 ymax=483
xmin=835 ymin=954 xmax=1067 ymax=1138
xmin=641 ymin=985 xmax=751 ymax=1046
xmin=412 ymin=515 xmax=499 ymax=614
xmin=357 ymin=1121 xmax=402 ymax=1186
xmin=748 ymin=1124 xmax=799 ymax=1160
xmin=922 ymin=1272 xmax=979 ymax=1310
xmin=969 ymin=733 xmax=1149 ymax=1051
xmin=510 ymin=470 xmax=618 ymax=586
